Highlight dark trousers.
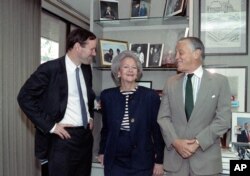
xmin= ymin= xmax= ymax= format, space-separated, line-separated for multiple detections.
xmin=109 ymin=164 xmax=152 ymax=176
xmin=105 ymin=130 xmax=152 ymax=176
xmin=41 ymin=162 xmax=48 ymax=176
xmin=48 ymin=126 xmax=93 ymax=176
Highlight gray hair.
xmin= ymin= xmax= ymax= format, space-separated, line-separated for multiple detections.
xmin=178 ymin=37 xmax=205 ymax=60
xmin=111 ymin=50 xmax=143 ymax=83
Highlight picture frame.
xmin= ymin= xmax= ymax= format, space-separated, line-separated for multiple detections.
xmin=163 ymin=0 xmax=187 ymax=19
xmin=231 ymin=112 xmax=250 ymax=160
xmin=129 ymin=43 xmax=149 ymax=67
xmin=99 ymin=39 xmax=128 ymax=66
xmin=231 ymin=112 xmax=250 ymax=144
xmin=231 ymin=141 xmax=250 ymax=160
xmin=147 ymin=44 xmax=164 ymax=67
xmin=199 ymin=0 xmax=248 ymax=55
xmin=136 ymin=81 xmax=152 ymax=89
xmin=130 ymin=0 xmax=150 ymax=19
xmin=100 ymin=0 xmax=119 ymax=20
xmin=206 ymin=66 xmax=247 ymax=112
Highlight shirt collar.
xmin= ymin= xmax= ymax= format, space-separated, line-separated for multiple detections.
xmin=66 ymin=54 xmax=80 ymax=71
xmin=185 ymin=65 xmax=203 ymax=79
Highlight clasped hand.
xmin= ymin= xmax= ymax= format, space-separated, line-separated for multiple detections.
xmin=172 ymin=139 xmax=199 ymax=159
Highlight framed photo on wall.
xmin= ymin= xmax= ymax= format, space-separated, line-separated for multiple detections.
xmin=147 ymin=44 xmax=164 ymax=67
xmin=100 ymin=0 xmax=119 ymax=20
xmin=163 ymin=0 xmax=187 ymax=19
xmin=130 ymin=0 xmax=150 ymax=18
xmin=206 ymin=67 xmax=248 ymax=148
xmin=99 ymin=39 xmax=128 ymax=66
xmin=206 ymin=66 xmax=247 ymax=112
xmin=199 ymin=0 xmax=248 ymax=55
xmin=129 ymin=43 xmax=149 ymax=67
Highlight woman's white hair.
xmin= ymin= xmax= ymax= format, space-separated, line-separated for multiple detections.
xmin=111 ymin=50 xmax=143 ymax=84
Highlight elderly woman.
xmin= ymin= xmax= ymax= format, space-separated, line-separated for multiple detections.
xmin=98 ymin=50 xmax=164 ymax=176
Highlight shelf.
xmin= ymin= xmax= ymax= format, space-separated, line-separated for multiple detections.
xmin=93 ymin=65 xmax=235 ymax=71
xmin=93 ymin=66 xmax=177 ymax=71
xmin=94 ymin=16 xmax=189 ymax=30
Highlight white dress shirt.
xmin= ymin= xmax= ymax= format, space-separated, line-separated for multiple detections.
xmin=50 ymin=56 xmax=91 ymax=132
xmin=58 ymin=55 xmax=90 ymax=126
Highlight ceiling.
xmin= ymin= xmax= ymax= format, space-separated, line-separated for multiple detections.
xmin=45 ymin=0 xmax=91 ymax=21
xmin=59 ymin=0 xmax=90 ymax=19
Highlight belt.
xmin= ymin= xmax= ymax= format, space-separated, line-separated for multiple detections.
xmin=65 ymin=124 xmax=90 ymax=130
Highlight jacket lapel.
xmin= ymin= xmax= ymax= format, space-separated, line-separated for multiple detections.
xmin=189 ymin=70 xmax=212 ymax=121
xmin=176 ymin=74 xmax=185 ymax=112
xmin=174 ymin=73 xmax=188 ymax=123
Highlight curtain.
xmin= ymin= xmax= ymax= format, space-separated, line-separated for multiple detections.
xmin=0 ymin=0 xmax=41 ymax=175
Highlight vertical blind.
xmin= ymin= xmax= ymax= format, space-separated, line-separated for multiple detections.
xmin=0 ymin=0 xmax=41 ymax=175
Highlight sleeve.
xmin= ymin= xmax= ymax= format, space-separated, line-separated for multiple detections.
xmin=196 ymin=76 xmax=232 ymax=151
xmin=98 ymin=91 xmax=108 ymax=154
xmin=17 ymin=63 xmax=55 ymax=133
xmin=157 ymin=79 xmax=178 ymax=149
xmin=151 ymin=91 xmax=165 ymax=164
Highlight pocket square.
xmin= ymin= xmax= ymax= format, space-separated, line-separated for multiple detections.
xmin=212 ymin=95 xmax=216 ymax=98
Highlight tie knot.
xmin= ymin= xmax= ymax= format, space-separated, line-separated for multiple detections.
xmin=187 ymin=73 xmax=194 ymax=79
xmin=76 ymin=67 xmax=81 ymax=75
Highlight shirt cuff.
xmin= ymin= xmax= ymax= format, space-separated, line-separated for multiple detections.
xmin=50 ymin=124 xmax=56 ymax=133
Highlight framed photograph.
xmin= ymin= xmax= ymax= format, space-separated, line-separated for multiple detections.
xmin=206 ymin=67 xmax=247 ymax=112
xmin=100 ymin=0 xmax=118 ymax=20
xmin=231 ymin=112 xmax=250 ymax=160
xmin=231 ymin=112 xmax=250 ymax=144
xmin=199 ymin=0 xmax=248 ymax=55
xmin=99 ymin=39 xmax=128 ymax=66
xmin=147 ymin=44 xmax=164 ymax=67
xmin=137 ymin=81 xmax=152 ymax=88
xmin=163 ymin=0 xmax=187 ymax=19
xmin=231 ymin=141 xmax=250 ymax=160
xmin=130 ymin=0 xmax=150 ymax=18
xmin=129 ymin=43 xmax=149 ymax=67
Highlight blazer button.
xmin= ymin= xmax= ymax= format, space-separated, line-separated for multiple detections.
xmin=130 ymin=118 xmax=135 ymax=123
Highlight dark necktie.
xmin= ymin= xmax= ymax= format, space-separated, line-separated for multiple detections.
xmin=185 ymin=74 xmax=194 ymax=121
xmin=76 ymin=67 xmax=88 ymax=128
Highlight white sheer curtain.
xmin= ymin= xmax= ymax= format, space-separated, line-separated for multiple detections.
xmin=0 ymin=0 xmax=41 ymax=175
